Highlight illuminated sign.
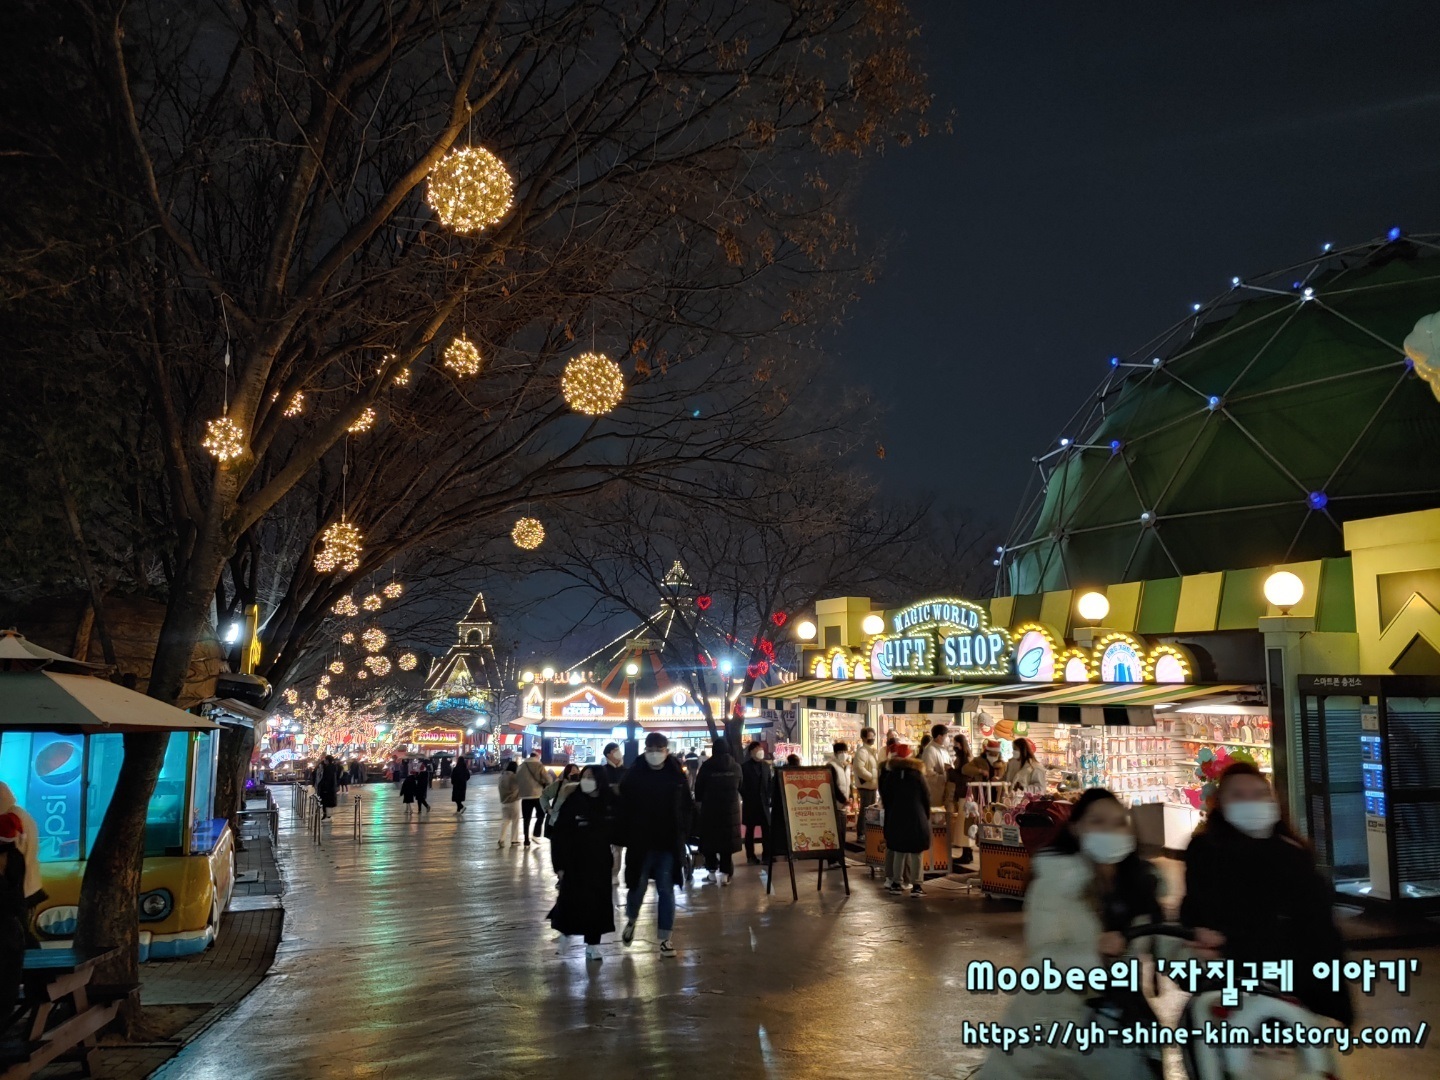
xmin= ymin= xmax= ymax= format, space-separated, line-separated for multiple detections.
xmin=870 ymin=598 xmax=1011 ymax=679
xmin=1013 ymin=625 xmax=1058 ymax=682
xmin=1060 ymin=650 xmax=1094 ymax=682
xmin=1145 ymin=644 xmax=1194 ymax=684
xmin=414 ymin=728 xmax=464 ymax=746
xmin=812 ymin=647 xmax=869 ymax=680
xmin=32 ymin=734 xmax=83 ymax=862
xmin=561 ymin=691 xmax=612 ymax=718
xmin=1097 ymin=634 xmax=1145 ymax=683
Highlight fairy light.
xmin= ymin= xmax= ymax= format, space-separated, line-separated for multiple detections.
xmin=315 ymin=685 xmax=330 ymax=700
xmin=283 ymin=688 xmax=299 ymax=704
xmin=426 ymin=146 xmax=515 ymax=233
xmin=355 ymin=670 xmax=368 ymax=681
xmin=398 ymin=652 xmax=418 ymax=671
xmin=362 ymin=627 xmax=387 ymax=652
xmin=392 ymin=366 xmax=412 ymax=387
xmin=511 ymin=517 xmax=545 ymax=550
xmin=362 ymin=593 xmax=383 ymax=612
xmin=314 ymin=518 xmax=363 ymax=573
xmin=283 ymin=391 xmax=306 ymax=418
xmin=348 ymin=407 xmax=377 ymax=434
xmin=443 ymin=335 xmax=483 ymax=377
xmin=341 ymin=632 xmax=356 ymax=645
xmin=332 ymin=595 xmax=358 ymax=617
xmin=329 ymin=660 xmax=345 ymax=675
xmin=365 ymin=654 xmax=392 ymax=676
xmin=561 ymin=352 xmax=625 ymax=415
xmin=383 ymin=581 xmax=403 ymax=599
xmin=319 ymin=674 xmax=332 ymax=687
xmin=202 ymin=416 xmax=246 ymax=462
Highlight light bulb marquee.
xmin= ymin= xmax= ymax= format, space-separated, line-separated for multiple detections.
xmin=811 ymin=647 xmax=870 ymax=680
xmin=868 ymin=598 xmax=1013 ymax=679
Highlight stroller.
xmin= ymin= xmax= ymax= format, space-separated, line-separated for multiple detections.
xmin=1090 ymin=924 xmax=1341 ymax=1080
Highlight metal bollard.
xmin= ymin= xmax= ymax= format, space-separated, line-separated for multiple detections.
xmin=352 ymin=793 xmax=363 ymax=843
xmin=310 ymin=793 xmax=324 ymax=845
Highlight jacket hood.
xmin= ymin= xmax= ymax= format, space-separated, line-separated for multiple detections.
xmin=886 ymin=756 xmax=924 ymax=774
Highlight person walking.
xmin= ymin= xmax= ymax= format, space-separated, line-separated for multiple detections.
xmin=497 ymin=761 xmax=522 ymax=847
xmin=601 ymin=743 xmax=628 ymax=883
xmin=350 ymin=760 xmax=364 ymax=786
xmin=878 ymin=744 xmax=930 ymax=897
xmin=694 ymin=738 xmax=742 ymax=885
xmin=740 ymin=741 xmax=773 ymax=864
xmin=542 ymin=764 xmax=582 ymax=835
xmin=619 ymin=733 xmax=693 ymax=958
xmin=853 ymin=728 xmax=880 ymax=846
xmin=317 ymin=755 xmax=340 ymax=820
xmin=399 ymin=771 xmax=418 ymax=815
xmin=1182 ymin=761 xmax=1352 ymax=1024
xmin=949 ymin=734 xmax=977 ymax=867
xmin=338 ymin=764 xmax=350 ymax=795
xmin=547 ymin=765 xmax=618 ymax=963
xmin=451 ymin=756 xmax=471 ymax=814
xmin=517 ymin=749 xmax=551 ymax=846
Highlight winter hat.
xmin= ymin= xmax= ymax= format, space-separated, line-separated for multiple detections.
xmin=0 ymin=813 xmax=21 ymax=845
xmin=892 ymin=744 xmax=912 ymax=758
xmin=983 ymin=738 xmax=1002 ymax=754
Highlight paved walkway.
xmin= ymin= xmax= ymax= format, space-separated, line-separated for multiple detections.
xmin=157 ymin=777 xmax=1437 ymax=1080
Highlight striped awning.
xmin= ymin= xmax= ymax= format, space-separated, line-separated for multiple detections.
xmin=746 ymin=679 xmax=1259 ymax=712
xmin=1001 ymin=682 xmax=1255 ymax=706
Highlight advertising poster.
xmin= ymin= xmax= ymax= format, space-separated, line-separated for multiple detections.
xmin=779 ymin=766 xmax=841 ymax=856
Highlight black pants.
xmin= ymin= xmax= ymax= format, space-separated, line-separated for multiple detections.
xmin=705 ymin=850 xmax=734 ymax=876
xmin=856 ymin=787 xmax=877 ymax=841
xmin=521 ymin=798 xmax=543 ymax=837
xmin=744 ymin=824 xmax=764 ymax=861
xmin=584 ymin=932 xmax=601 ymax=945
xmin=415 ymin=786 xmax=430 ymax=810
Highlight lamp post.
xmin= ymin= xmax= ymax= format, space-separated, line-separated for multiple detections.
xmin=624 ymin=661 xmax=640 ymax=765
xmin=1260 ymin=571 xmax=1312 ymax=821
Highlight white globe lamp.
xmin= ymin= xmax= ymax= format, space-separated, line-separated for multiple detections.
xmin=1077 ymin=591 xmax=1110 ymax=624
xmin=861 ymin=613 xmax=886 ymax=636
xmin=796 ymin=620 xmax=817 ymax=641
xmin=1264 ymin=571 xmax=1305 ymax=615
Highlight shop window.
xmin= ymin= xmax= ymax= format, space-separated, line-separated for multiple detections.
xmin=190 ymin=730 xmax=222 ymax=853
xmin=823 ymin=625 xmax=841 ymax=648
xmin=1 ymin=731 xmax=85 ymax=864
xmin=86 ymin=734 xmax=125 ymax=858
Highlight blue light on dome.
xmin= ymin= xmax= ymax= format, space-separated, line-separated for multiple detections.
xmin=1308 ymin=491 xmax=1329 ymax=511
xmin=1321 ymin=242 xmax=1332 ymax=253
xmin=1192 ymin=303 xmax=1202 ymax=312
xmin=1207 ymin=395 xmax=1222 ymax=411
xmin=1059 ymin=437 xmax=1071 ymax=447
xmin=1110 ymin=356 xmax=1120 ymax=367
xmin=1231 ymin=277 xmax=1241 ymax=287
xmin=1388 ymin=226 xmax=1402 ymax=241
xmin=1110 ymin=439 xmax=1123 ymax=454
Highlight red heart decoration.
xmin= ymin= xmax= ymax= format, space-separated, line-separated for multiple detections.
xmin=746 ymin=663 xmax=761 ymax=679
xmin=759 ymin=639 xmax=775 ymax=659
xmin=696 ymin=595 xmax=712 ymax=610
xmin=757 ymin=660 xmax=770 ymax=675
xmin=771 ymin=612 xmax=787 ymax=627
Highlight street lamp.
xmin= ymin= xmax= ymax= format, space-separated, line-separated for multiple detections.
xmin=1264 ymin=571 xmax=1305 ymax=615
xmin=624 ymin=661 xmax=640 ymax=765
xmin=1077 ymin=591 xmax=1110 ymax=624
xmin=541 ymin=666 xmax=555 ymax=681
xmin=796 ymin=620 xmax=817 ymax=641
xmin=861 ymin=613 xmax=885 ymax=636
xmin=521 ymin=670 xmax=535 ymax=684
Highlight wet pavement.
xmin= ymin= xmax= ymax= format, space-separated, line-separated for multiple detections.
xmin=157 ymin=776 xmax=1438 ymax=1080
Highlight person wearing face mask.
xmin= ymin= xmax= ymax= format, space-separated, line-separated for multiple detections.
xmin=547 ymin=766 xmax=618 ymax=963
xmin=821 ymin=741 xmax=852 ymax=858
xmin=971 ymin=787 xmax=1162 ymax=1080
xmin=618 ymin=733 xmax=694 ymax=958
xmin=1182 ymin=761 xmax=1352 ymax=1025
xmin=600 ymin=743 xmax=628 ymax=882
xmin=878 ymin=744 xmax=931 ymax=896
xmin=1007 ymin=738 xmax=1047 ymax=793
xmin=740 ymin=741 xmax=774 ymax=864
xmin=852 ymin=729 xmax=879 ymax=845
xmin=919 ymin=724 xmax=952 ymax=808
xmin=694 ymin=738 xmax=743 ymax=885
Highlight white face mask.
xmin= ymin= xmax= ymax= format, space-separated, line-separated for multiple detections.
xmin=645 ymin=750 xmax=667 ymax=768
xmin=1225 ymin=799 xmax=1280 ymax=838
xmin=606 ymin=751 xmax=621 ymax=764
xmin=1079 ymin=831 xmax=1136 ymax=864
xmin=751 ymin=749 xmax=764 ymax=760
xmin=579 ymin=777 xmax=599 ymax=794
xmin=985 ymin=752 xmax=999 ymax=762
xmin=836 ymin=753 xmax=848 ymax=765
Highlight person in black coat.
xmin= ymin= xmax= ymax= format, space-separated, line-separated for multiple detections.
xmin=399 ymin=772 xmax=418 ymax=814
xmin=694 ymin=738 xmax=743 ymax=884
xmin=547 ymin=765 xmax=617 ymax=963
xmin=618 ymin=733 xmax=694 ymax=956
xmin=411 ymin=762 xmax=431 ymax=814
xmin=878 ymin=745 xmax=931 ymax=895
xmin=316 ymin=756 xmax=340 ymax=819
xmin=740 ymin=742 xmax=773 ymax=864
xmin=1182 ymin=762 xmax=1353 ymax=1025
xmin=450 ymin=757 xmax=471 ymax=813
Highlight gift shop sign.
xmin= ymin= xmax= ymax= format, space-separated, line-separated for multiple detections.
xmin=870 ymin=598 xmax=1012 ymax=679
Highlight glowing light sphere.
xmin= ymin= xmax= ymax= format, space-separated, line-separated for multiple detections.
xmin=283 ymin=392 xmax=306 ymax=418
xmin=315 ymin=685 xmax=330 ymax=700
xmin=796 ymin=620 xmax=817 ymax=641
xmin=861 ymin=614 xmax=885 ymax=636
xmin=362 ymin=593 xmax=383 ymax=612
xmin=1077 ymin=591 xmax=1110 ymax=623
xmin=332 ymin=595 xmax=358 ymax=617
xmin=398 ymin=652 xmax=418 ymax=671
xmin=314 ymin=518 xmax=363 ymax=573
xmin=348 ymin=406 xmax=377 ymax=434
xmin=362 ymin=627 xmax=387 ymax=652
xmin=511 ymin=517 xmax=545 ymax=550
xmin=443 ymin=335 xmax=483 ymax=378
xmin=383 ymin=581 xmax=404 ymax=599
xmin=365 ymin=655 xmax=392 ymax=676
xmin=319 ymin=674 xmax=331 ymax=687
xmin=202 ymin=415 xmax=246 ymax=462
xmin=561 ymin=352 xmax=625 ymax=415
xmin=329 ymin=660 xmax=345 ymax=675
xmin=426 ymin=145 xmax=515 ymax=234
xmin=283 ymin=688 xmax=299 ymax=704
xmin=341 ymin=632 xmax=356 ymax=645
xmin=1264 ymin=570 xmax=1305 ymax=613
xmin=355 ymin=670 xmax=368 ymax=681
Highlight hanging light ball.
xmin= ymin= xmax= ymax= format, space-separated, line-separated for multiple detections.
xmin=561 ymin=352 xmax=625 ymax=415
xmin=283 ymin=391 xmax=306 ymax=418
xmin=383 ymin=581 xmax=404 ymax=599
xmin=319 ymin=674 xmax=332 ymax=687
xmin=362 ymin=593 xmax=383 ymax=612
xmin=365 ymin=654 xmax=392 ymax=676
xmin=348 ymin=406 xmax=377 ymax=434
xmin=202 ymin=415 xmax=246 ymax=462
xmin=315 ymin=685 xmax=331 ymax=700
xmin=443 ymin=335 xmax=483 ymax=378
xmin=332 ymin=595 xmax=358 ymax=617
xmin=341 ymin=631 xmax=356 ymax=645
xmin=362 ymin=626 xmax=387 ymax=652
xmin=398 ymin=652 xmax=418 ymax=671
xmin=511 ymin=517 xmax=545 ymax=550
xmin=426 ymin=145 xmax=515 ymax=234
xmin=329 ymin=660 xmax=345 ymax=675
xmin=314 ymin=518 xmax=363 ymax=573
xmin=283 ymin=688 xmax=299 ymax=705
xmin=355 ymin=670 xmax=368 ymax=681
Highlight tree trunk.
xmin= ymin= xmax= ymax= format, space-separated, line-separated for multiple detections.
xmin=214 ymin=721 xmax=256 ymax=847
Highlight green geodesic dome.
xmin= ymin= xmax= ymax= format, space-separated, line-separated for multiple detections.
xmin=1003 ymin=235 xmax=1440 ymax=595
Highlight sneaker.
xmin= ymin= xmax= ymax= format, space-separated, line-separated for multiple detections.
xmin=585 ymin=945 xmax=603 ymax=963
xmin=621 ymin=920 xmax=636 ymax=946
xmin=718 ymin=872 xmax=731 ymax=887
xmin=911 ymin=885 xmax=925 ymax=898
xmin=524 ymin=840 xmax=531 ymax=847
xmin=497 ymin=841 xmax=505 ymax=848
xmin=511 ymin=841 xmax=522 ymax=847
xmin=887 ymin=882 xmax=903 ymax=895
xmin=659 ymin=939 xmax=677 ymax=959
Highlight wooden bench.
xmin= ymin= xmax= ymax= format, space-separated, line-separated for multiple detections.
xmin=1 ymin=948 xmax=125 ymax=1079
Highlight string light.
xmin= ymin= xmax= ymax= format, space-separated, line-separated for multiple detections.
xmin=443 ymin=335 xmax=483 ymax=377
xmin=319 ymin=674 xmax=332 ymax=687
xmin=511 ymin=517 xmax=545 ymax=550
xmin=355 ymin=670 xmax=368 ymax=681
xmin=316 ymin=685 xmax=330 ymax=700
xmin=283 ymin=392 xmax=306 ymax=418
xmin=392 ymin=366 xmax=411 ymax=387
xmin=426 ymin=146 xmax=515 ymax=233
xmin=561 ymin=352 xmax=625 ymax=415
xmin=329 ymin=660 xmax=345 ymax=675
xmin=398 ymin=652 xmax=418 ymax=671
xmin=284 ymin=688 xmax=299 ymax=704
xmin=362 ymin=593 xmax=383 ymax=611
xmin=348 ymin=407 xmax=377 ymax=434
xmin=314 ymin=518 xmax=363 ymax=574
xmin=362 ymin=627 xmax=387 ymax=652
xmin=202 ymin=416 xmax=246 ymax=463
xmin=365 ymin=654 xmax=392 ymax=676
xmin=383 ymin=581 xmax=404 ymax=599
xmin=332 ymin=595 xmax=358 ymax=617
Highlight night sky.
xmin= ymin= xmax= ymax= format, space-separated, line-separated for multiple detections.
xmin=842 ymin=0 xmax=1440 ymax=527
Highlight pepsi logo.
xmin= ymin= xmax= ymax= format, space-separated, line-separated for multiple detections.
xmin=33 ymin=738 xmax=82 ymax=788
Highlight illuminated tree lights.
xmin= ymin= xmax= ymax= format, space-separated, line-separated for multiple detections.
xmin=283 ymin=391 xmax=306 ymax=418
xmin=355 ymin=670 xmax=368 ymax=681
xmin=362 ymin=593 xmax=383 ymax=611
xmin=365 ymin=654 xmax=392 ymax=676
xmin=329 ymin=660 xmax=345 ymax=675
xmin=283 ymin=688 xmax=299 ymax=704
xmin=426 ymin=146 xmax=515 ymax=233
xmin=511 ymin=517 xmax=545 ymax=550
xmin=561 ymin=352 xmax=625 ymax=415
xmin=315 ymin=685 xmax=330 ymax=700
xmin=398 ymin=652 xmax=418 ymax=671
xmin=347 ymin=406 xmax=378 ymax=434
xmin=362 ymin=627 xmax=387 ymax=652
xmin=202 ymin=415 xmax=246 ymax=462
xmin=341 ymin=631 xmax=356 ymax=644
xmin=314 ymin=518 xmax=363 ymax=573
xmin=391 ymin=366 xmax=412 ymax=387
xmin=383 ymin=581 xmax=404 ymax=599
xmin=443 ymin=335 xmax=483 ymax=378
xmin=332 ymin=595 xmax=358 ymax=617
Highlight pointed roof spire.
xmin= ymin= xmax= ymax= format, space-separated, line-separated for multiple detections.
xmin=460 ymin=592 xmax=491 ymax=625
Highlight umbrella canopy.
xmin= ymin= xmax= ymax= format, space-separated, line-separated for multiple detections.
xmin=0 ymin=629 xmax=102 ymax=669
xmin=0 ymin=669 xmax=216 ymax=732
